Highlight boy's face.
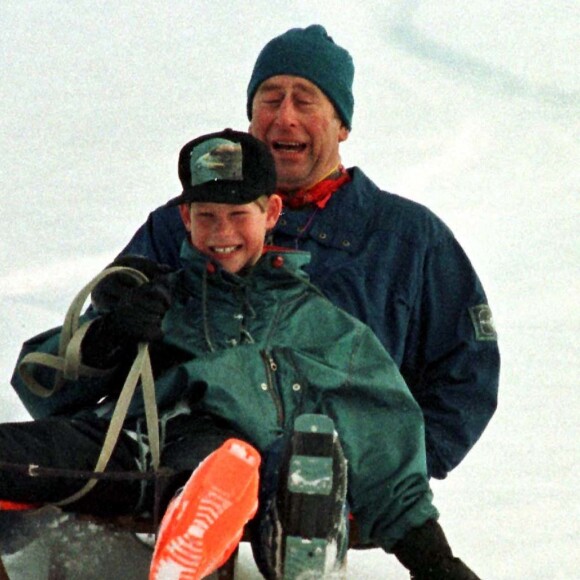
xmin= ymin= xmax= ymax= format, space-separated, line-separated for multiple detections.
xmin=179 ymin=195 xmax=282 ymax=274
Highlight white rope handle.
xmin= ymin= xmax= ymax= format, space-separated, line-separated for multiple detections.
xmin=17 ymin=266 xmax=162 ymax=506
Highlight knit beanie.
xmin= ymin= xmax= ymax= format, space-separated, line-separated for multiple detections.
xmin=246 ymin=25 xmax=355 ymax=129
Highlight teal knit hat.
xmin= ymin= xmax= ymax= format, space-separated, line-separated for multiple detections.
xmin=247 ymin=25 xmax=355 ymax=129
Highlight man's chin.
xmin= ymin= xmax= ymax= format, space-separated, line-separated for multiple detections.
xmin=275 ymin=174 xmax=311 ymax=193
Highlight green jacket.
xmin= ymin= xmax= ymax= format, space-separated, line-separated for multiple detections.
xmin=12 ymin=241 xmax=438 ymax=550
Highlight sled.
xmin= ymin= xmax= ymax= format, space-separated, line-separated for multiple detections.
xmin=0 ymin=503 xmax=368 ymax=579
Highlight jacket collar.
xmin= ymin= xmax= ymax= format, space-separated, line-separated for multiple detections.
xmin=273 ymin=167 xmax=379 ymax=254
xmin=178 ymin=240 xmax=312 ymax=295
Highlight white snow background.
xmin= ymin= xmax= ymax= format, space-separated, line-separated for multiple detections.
xmin=1 ymin=1 xmax=578 ymax=578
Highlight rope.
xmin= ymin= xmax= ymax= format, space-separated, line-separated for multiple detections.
xmin=16 ymin=266 xmax=162 ymax=507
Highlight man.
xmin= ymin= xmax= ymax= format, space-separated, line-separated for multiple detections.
xmin=111 ymin=25 xmax=500 ymax=480
xmin=7 ymin=130 xmax=479 ymax=578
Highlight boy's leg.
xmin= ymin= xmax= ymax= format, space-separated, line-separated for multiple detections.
xmin=252 ymin=414 xmax=348 ymax=579
xmin=0 ymin=417 xmax=141 ymax=515
xmin=156 ymin=413 xmax=250 ymax=510
xmin=150 ymin=438 xmax=261 ymax=580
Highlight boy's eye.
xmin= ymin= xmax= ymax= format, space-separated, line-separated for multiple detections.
xmin=193 ymin=213 xmax=216 ymax=222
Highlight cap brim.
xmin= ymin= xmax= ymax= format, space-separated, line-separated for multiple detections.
xmin=166 ymin=181 xmax=270 ymax=207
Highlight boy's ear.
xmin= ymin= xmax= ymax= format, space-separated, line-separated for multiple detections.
xmin=265 ymin=195 xmax=283 ymax=230
xmin=179 ymin=204 xmax=192 ymax=231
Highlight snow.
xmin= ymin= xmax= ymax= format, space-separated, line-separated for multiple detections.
xmin=1 ymin=1 xmax=578 ymax=578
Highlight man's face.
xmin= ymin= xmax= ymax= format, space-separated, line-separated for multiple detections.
xmin=179 ymin=196 xmax=281 ymax=274
xmin=249 ymin=75 xmax=349 ymax=192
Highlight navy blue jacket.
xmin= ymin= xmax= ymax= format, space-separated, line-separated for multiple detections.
xmin=119 ymin=167 xmax=500 ymax=479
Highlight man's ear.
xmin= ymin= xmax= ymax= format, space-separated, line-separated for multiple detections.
xmin=265 ymin=195 xmax=283 ymax=230
xmin=178 ymin=204 xmax=192 ymax=231
xmin=338 ymin=125 xmax=350 ymax=143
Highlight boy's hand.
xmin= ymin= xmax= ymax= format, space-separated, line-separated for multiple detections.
xmin=82 ymin=278 xmax=172 ymax=368
xmin=110 ymin=278 xmax=172 ymax=342
xmin=91 ymin=255 xmax=174 ymax=312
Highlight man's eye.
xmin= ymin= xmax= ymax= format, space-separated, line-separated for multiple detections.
xmin=259 ymin=93 xmax=281 ymax=102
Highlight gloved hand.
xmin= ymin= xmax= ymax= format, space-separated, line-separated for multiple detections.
xmin=393 ymin=519 xmax=481 ymax=580
xmin=82 ymin=277 xmax=172 ymax=368
xmin=409 ymin=557 xmax=481 ymax=580
xmin=91 ymin=255 xmax=174 ymax=312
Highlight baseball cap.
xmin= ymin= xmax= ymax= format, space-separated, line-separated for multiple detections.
xmin=167 ymin=129 xmax=277 ymax=206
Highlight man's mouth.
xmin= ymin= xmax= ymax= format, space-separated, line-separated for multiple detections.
xmin=272 ymin=141 xmax=307 ymax=153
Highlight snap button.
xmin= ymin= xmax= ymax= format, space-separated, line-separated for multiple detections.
xmin=318 ymin=232 xmax=327 ymax=240
xmin=341 ymin=239 xmax=351 ymax=247
xmin=272 ymin=255 xmax=284 ymax=268
xmin=260 ymin=383 xmax=268 ymax=391
xmin=292 ymin=383 xmax=301 ymax=392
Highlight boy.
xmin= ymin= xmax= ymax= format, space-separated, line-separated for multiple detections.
xmin=6 ymin=130 xmax=479 ymax=579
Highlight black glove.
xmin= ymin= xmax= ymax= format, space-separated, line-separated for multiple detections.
xmin=82 ymin=278 xmax=172 ymax=368
xmin=393 ymin=520 xmax=481 ymax=580
xmin=91 ymin=255 xmax=174 ymax=312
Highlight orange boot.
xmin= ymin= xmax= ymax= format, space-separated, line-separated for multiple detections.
xmin=150 ymin=439 xmax=261 ymax=580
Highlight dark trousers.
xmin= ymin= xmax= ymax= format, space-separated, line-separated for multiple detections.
xmin=0 ymin=414 xmax=244 ymax=516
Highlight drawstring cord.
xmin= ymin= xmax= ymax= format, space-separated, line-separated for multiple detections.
xmin=278 ymin=263 xmax=327 ymax=298
xmin=202 ymin=264 xmax=260 ymax=349
xmin=294 ymin=207 xmax=320 ymax=249
xmin=202 ymin=266 xmax=216 ymax=352
xmin=240 ymin=283 xmax=257 ymax=344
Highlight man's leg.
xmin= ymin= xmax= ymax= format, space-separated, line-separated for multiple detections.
xmin=0 ymin=417 xmax=141 ymax=515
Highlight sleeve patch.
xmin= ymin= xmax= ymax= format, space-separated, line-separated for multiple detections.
xmin=469 ymin=304 xmax=497 ymax=341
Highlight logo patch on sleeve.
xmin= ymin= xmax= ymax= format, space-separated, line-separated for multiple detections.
xmin=469 ymin=304 xmax=497 ymax=341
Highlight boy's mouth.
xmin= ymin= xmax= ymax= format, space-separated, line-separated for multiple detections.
xmin=210 ymin=245 xmax=241 ymax=255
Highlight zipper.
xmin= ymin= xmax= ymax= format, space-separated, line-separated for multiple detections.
xmin=260 ymin=349 xmax=284 ymax=426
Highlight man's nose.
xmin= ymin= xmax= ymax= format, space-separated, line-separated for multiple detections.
xmin=274 ymin=98 xmax=297 ymax=126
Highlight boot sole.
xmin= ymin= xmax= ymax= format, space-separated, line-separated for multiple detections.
xmin=283 ymin=414 xmax=343 ymax=580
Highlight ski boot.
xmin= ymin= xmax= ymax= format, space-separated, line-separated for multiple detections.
xmin=278 ymin=414 xmax=348 ymax=579
xmin=149 ymin=438 xmax=260 ymax=580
